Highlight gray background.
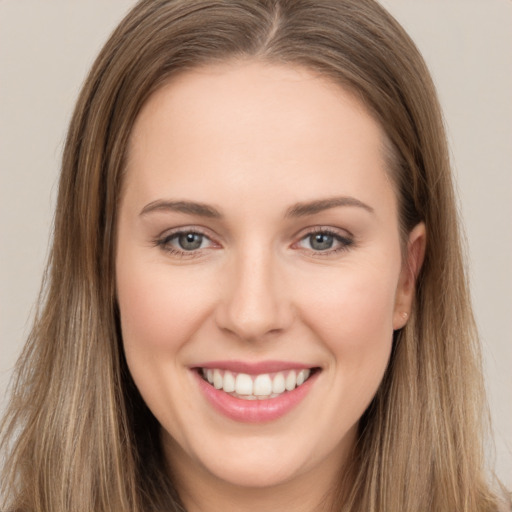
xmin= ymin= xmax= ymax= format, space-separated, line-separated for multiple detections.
xmin=1 ymin=0 xmax=510 ymax=487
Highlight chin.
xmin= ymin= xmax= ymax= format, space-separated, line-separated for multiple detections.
xmin=162 ymin=420 xmax=355 ymax=492
xmin=195 ymin=449 xmax=312 ymax=489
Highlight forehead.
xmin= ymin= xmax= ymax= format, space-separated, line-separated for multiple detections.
xmin=123 ymin=60 xmax=396 ymax=220
xmin=129 ymin=60 xmax=384 ymax=156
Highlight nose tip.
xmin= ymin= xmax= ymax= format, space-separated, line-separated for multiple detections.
xmin=215 ymin=254 xmax=293 ymax=342
xmin=218 ymin=302 xmax=282 ymax=342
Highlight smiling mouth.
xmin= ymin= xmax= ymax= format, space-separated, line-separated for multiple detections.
xmin=197 ymin=367 xmax=320 ymax=400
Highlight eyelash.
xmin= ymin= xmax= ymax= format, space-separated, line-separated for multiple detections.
xmin=295 ymin=227 xmax=354 ymax=256
xmin=153 ymin=227 xmax=214 ymax=258
xmin=153 ymin=227 xmax=354 ymax=258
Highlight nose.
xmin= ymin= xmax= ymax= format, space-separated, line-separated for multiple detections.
xmin=215 ymin=247 xmax=294 ymax=342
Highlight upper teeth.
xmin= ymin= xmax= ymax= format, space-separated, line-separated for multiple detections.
xmin=202 ymin=368 xmax=312 ymax=399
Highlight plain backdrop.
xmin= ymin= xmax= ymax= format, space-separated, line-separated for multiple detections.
xmin=1 ymin=0 xmax=511 ymax=488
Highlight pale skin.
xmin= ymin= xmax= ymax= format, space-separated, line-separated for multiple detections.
xmin=116 ymin=60 xmax=426 ymax=512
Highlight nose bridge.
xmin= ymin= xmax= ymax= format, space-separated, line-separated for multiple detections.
xmin=216 ymin=241 xmax=291 ymax=341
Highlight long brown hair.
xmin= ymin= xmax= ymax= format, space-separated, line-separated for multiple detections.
xmin=1 ymin=1 xmax=505 ymax=510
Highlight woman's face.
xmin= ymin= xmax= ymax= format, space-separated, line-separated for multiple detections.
xmin=116 ymin=61 xmax=424 ymax=495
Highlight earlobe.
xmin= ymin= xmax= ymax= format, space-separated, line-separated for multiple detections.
xmin=393 ymin=222 xmax=426 ymax=330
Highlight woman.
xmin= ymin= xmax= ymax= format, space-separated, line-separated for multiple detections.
xmin=0 ymin=0 xmax=509 ymax=510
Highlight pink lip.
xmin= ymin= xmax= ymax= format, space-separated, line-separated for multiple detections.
xmin=194 ymin=360 xmax=314 ymax=374
xmin=192 ymin=367 xmax=320 ymax=423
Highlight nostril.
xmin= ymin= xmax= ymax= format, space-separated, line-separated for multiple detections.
xmin=213 ymin=261 xmax=294 ymax=341
xmin=214 ymin=299 xmax=294 ymax=342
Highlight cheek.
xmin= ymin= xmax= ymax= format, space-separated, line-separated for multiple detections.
xmin=116 ymin=256 xmax=220 ymax=433
xmin=300 ymin=263 xmax=398 ymax=342
xmin=296 ymin=265 xmax=398 ymax=436
xmin=118 ymin=274 xmax=178 ymax=359
xmin=296 ymin=260 xmax=399 ymax=391
xmin=117 ymin=258 xmax=212 ymax=353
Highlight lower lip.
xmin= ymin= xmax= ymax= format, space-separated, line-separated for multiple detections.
xmin=193 ymin=370 xmax=319 ymax=423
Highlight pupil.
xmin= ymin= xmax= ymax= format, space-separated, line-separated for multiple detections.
xmin=179 ymin=233 xmax=203 ymax=250
xmin=310 ymin=233 xmax=333 ymax=251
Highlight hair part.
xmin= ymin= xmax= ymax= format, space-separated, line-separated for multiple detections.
xmin=1 ymin=1 xmax=504 ymax=511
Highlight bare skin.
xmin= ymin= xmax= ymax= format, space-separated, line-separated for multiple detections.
xmin=116 ymin=60 xmax=425 ymax=512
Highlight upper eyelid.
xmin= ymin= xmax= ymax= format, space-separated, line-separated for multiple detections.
xmin=293 ymin=225 xmax=354 ymax=241
xmin=155 ymin=225 xmax=353 ymax=249
xmin=154 ymin=230 xmax=218 ymax=259
xmin=158 ymin=225 xmax=216 ymax=240
xmin=153 ymin=226 xmax=219 ymax=253
xmin=157 ymin=225 xmax=350 ymax=237
xmin=294 ymin=230 xmax=353 ymax=247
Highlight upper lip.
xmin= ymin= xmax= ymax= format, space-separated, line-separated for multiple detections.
xmin=192 ymin=360 xmax=317 ymax=374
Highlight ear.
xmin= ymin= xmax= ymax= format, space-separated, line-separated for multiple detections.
xmin=393 ymin=222 xmax=426 ymax=330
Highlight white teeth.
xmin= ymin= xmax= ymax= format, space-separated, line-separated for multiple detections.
xmin=213 ymin=369 xmax=223 ymax=389
xmin=201 ymin=367 xmax=314 ymax=398
xmin=272 ymin=373 xmax=286 ymax=394
xmin=235 ymin=373 xmax=253 ymax=395
xmin=223 ymin=371 xmax=235 ymax=392
xmin=296 ymin=369 xmax=310 ymax=386
xmin=285 ymin=370 xmax=297 ymax=391
xmin=253 ymin=374 xmax=272 ymax=396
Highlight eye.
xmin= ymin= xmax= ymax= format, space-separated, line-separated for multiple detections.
xmin=154 ymin=229 xmax=217 ymax=256
xmin=308 ymin=232 xmax=335 ymax=251
xmin=296 ymin=229 xmax=353 ymax=254
xmin=175 ymin=232 xmax=206 ymax=251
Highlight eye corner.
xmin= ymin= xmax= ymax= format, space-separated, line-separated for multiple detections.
xmin=152 ymin=226 xmax=222 ymax=259
xmin=292 ymin=226 xmax=355 ymax=256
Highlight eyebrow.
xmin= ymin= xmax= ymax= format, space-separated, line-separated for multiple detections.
xmin=140 ymin=200 xmax=222 ymax=218
xmin=139 ymin=196 xmax=374 ymax=219
xmin=284 ymin=196 xmax=374 ymax=217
